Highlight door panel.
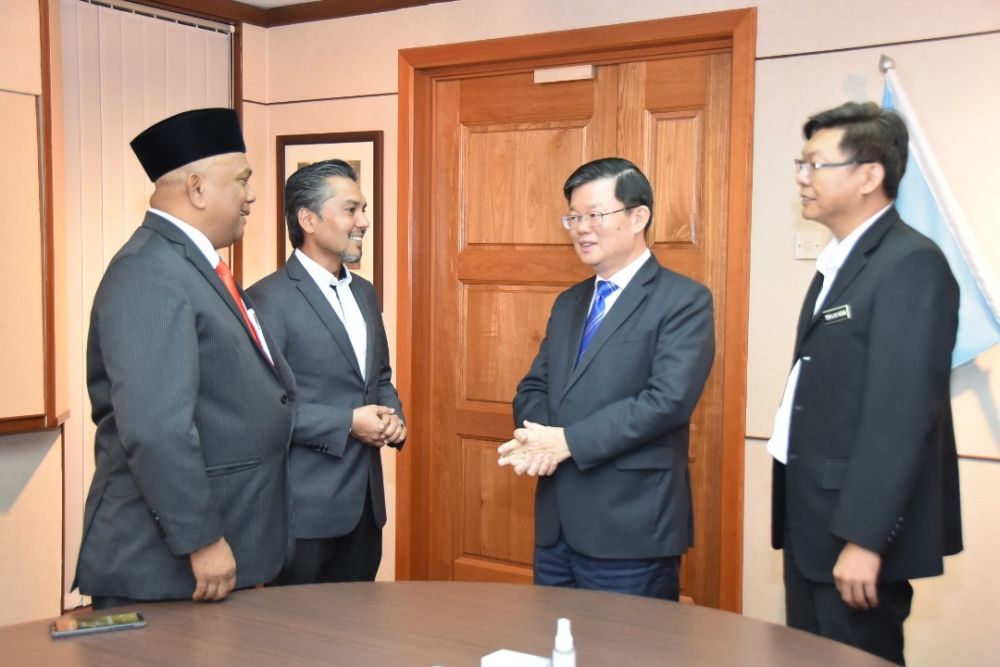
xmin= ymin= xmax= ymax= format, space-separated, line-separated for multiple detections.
xmin=617 ymin=53 xmax=733 ymax=606
xmin=464 ymin=285 xmax=562 ymax=404
xmin=465 ymin=123 xmax=590 ymax=246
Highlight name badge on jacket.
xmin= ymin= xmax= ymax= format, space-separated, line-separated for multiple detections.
xmin=821 ymin=304 xmax=852 ymax=324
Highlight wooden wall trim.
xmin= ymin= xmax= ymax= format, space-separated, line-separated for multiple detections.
xmin=266 ymin=0 xmax=456 ymax=27
xmin=717 ymin=8 xmax=757 ymax=614
xmin=399 ymin=8 xmax=751 ymax=70
xmin=233 ymin=23 xmax=245 ymax=282
xmin=129 ymin=0 xmax=457 ymax=27
xmin=393 ymin=55 xmax=418 ymax=579
xmin=128 ymin=0 xmax=266 ymax=26
xmin=39 ymin=0 xmax=58 ymax=428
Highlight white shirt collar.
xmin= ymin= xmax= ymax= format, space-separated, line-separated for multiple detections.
xmin=149 ymin=208 xmax=220 ymax=268
xmin=815 ymin=203 xmax=892 ymax=277
xmin=599 ymin=248 xmax=652 ymax=290
xmin=294 ymin=248 xmax=353 ymax=288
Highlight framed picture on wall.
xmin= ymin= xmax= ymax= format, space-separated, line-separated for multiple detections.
xmin=276 ymin=131 xmax=383 ymax=307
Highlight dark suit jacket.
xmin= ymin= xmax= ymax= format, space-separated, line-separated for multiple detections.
xmin=76 ymin=212 xmax=296 ymax=601
xmin=248 ymin=254 xmax=403 ymax=539
xmin=772 ymin=207 xmax=963 ymax=583
xmin=513 ymin=255 xmax=715 ymax=559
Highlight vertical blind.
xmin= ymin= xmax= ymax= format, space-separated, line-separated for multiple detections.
xmin=59 ymin=0 xmax=233 ymax=610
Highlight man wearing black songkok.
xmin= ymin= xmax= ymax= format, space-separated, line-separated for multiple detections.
xmin=74 ymin=108 xmax=297 ymax=609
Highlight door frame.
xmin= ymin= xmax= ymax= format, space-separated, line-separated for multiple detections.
xmin=395 ymin=8 xmax=756 ymax=612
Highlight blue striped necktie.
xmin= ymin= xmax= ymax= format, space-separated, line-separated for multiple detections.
xmin=576 ymin=280 xmax=619 ymax=366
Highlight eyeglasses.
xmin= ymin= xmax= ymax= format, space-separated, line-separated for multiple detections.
xmin=793 ymin=159 xmax=871 ymax=177
xmin=561 ymin=206 xmax=637 ymax=230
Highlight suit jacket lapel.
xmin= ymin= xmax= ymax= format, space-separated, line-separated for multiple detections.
xmin=561 ymin=287 xmax=591 ymax=382
xmin=794 ymin=272 xmax=824 ymax=355
xmin=284 ymin=255 xmax=365 ymax=381
xmin=798 ymin=208 xmax=899 ymax=344
xmin=351 ymin=281 xmax=377 ymax=385
xmin=560 ymin=256 xmax=657 ymax=400
xmin=143 ymin=213 xmax=278 ymax=373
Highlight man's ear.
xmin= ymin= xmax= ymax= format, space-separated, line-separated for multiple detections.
xmin=297 ymin=207 xmax=316 ymax=234
xmin=632 ymin=205 xmax=651 ymax=234
xmin=186 ymin=172 xmax=207 ymax=209
xmin=859 ymin=162 xmax=886 ymax=196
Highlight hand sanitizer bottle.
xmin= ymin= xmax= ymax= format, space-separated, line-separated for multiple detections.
xmin=552 ymin=618 xmax=575 ymax=667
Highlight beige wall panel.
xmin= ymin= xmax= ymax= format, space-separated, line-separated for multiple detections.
xmin=0 ymin=91 xmax=45 ymax=418
xmin=265 ymin=0 xmax=1000 ymax=102
xmin=907 ymin=458 xmax=1000 ymax=666
xmin=463 ymin=285 xmax=560 ymax=403
xmin=241 ymin=101 xmax=272 ymax=281
xmin=461 ymin=437 xmax=535 ymax=565
xmin=0 ymin=430 xmax=62 ymax=625
xmin=741 ymin=439 xmax=785 ymax=625
xmin=241 ymin=24 xmax=268 ymax=103
xmin=0 ymin=0 xmax=42 ymax=94
xmin=464 ymin=124 xmax=586 ymax=246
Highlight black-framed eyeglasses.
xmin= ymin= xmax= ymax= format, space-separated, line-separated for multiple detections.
xmin=793 ymin=159 xmax=872 ymax=177
xmin=561 ymin=206 xmax=637 ymax=230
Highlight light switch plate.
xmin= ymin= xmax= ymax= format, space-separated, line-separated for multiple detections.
xmin=794 ymin=231 xmax=825 ymax=259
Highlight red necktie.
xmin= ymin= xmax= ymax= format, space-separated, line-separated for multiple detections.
xmin=215 ymin=260 xmax=265 ymax=352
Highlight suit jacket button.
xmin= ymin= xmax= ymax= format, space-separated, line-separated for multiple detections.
xmin=280 ymin=394 xmax=288 ymax=404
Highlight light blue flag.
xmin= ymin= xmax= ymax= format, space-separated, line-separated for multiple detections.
xmin=882 ymin=71 xmax=1000 ymax=367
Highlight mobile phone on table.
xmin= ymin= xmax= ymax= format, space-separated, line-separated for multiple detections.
xmin=50 ymin=611 xmax=146 ymax=638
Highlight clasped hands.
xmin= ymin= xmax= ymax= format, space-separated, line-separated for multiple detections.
xmin=497 ymin=420 xmax=571 ymax=476
xmin=352 ymin=404 xmax=406 ymax=447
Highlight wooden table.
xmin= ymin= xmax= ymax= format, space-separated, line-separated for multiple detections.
xmin=0 ymin=581 xmax=891 ymax=665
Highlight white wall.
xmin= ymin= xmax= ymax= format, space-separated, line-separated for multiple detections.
xmin=240 ymin=2 xmax=1000 ymax=664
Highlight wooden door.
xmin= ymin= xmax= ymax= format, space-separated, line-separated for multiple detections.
xmin=427 ymin=68 xmax=618 ymax=583
xmin=397 ymin=11 xmax=756 ymax=610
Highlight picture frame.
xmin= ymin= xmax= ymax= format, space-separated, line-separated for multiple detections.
xmin=275 ymin=131 xmax=383 ymax=306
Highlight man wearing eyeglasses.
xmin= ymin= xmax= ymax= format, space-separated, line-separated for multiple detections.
xmin=769 ymin=102 xmax=962 ymax=664
xmin=498 ymin=157 xmax=715 ymax=600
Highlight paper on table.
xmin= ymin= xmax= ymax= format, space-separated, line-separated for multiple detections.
xmin=481 ymin=648 xmax=552 ymax=667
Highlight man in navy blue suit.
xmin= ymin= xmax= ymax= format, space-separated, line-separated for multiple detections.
xmin=499 ymin=157 xmax=715 ymax=600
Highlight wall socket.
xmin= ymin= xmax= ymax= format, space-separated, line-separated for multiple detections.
xmin=794 ymin=231 xmax=825 ymax=259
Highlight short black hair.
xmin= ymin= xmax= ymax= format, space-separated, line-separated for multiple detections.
xmin=803 ymin=101 xmax=908 ymax=199
xmin=563 ymin=157 xmax=654 ymax=230
xmin=284 ymin=159 xmax=357 ymax=248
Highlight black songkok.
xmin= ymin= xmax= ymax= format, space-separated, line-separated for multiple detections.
xmin=130 ymin=108 xmax=246 ymax=182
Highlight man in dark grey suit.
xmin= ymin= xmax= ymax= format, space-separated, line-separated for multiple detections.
xmin=75 ymin=108 xmax=296 ymax=609
xmin=248 ymin=159 xmax=404 ymax=583
xmin=498 ymin=157 xmax=715 ymax=600
xmin=769 ymin=102 xmax=962 ymax=664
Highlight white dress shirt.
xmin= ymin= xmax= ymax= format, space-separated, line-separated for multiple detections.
xmin=150 ymin=208 xmax=273 ymax=364
xmin=767 ymin=204 xmax=891 ymax=463
xmin=294 ymin=249 xmax=368 ymax=380
xmin=590 ymin=248 xmax=652 ymax=314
